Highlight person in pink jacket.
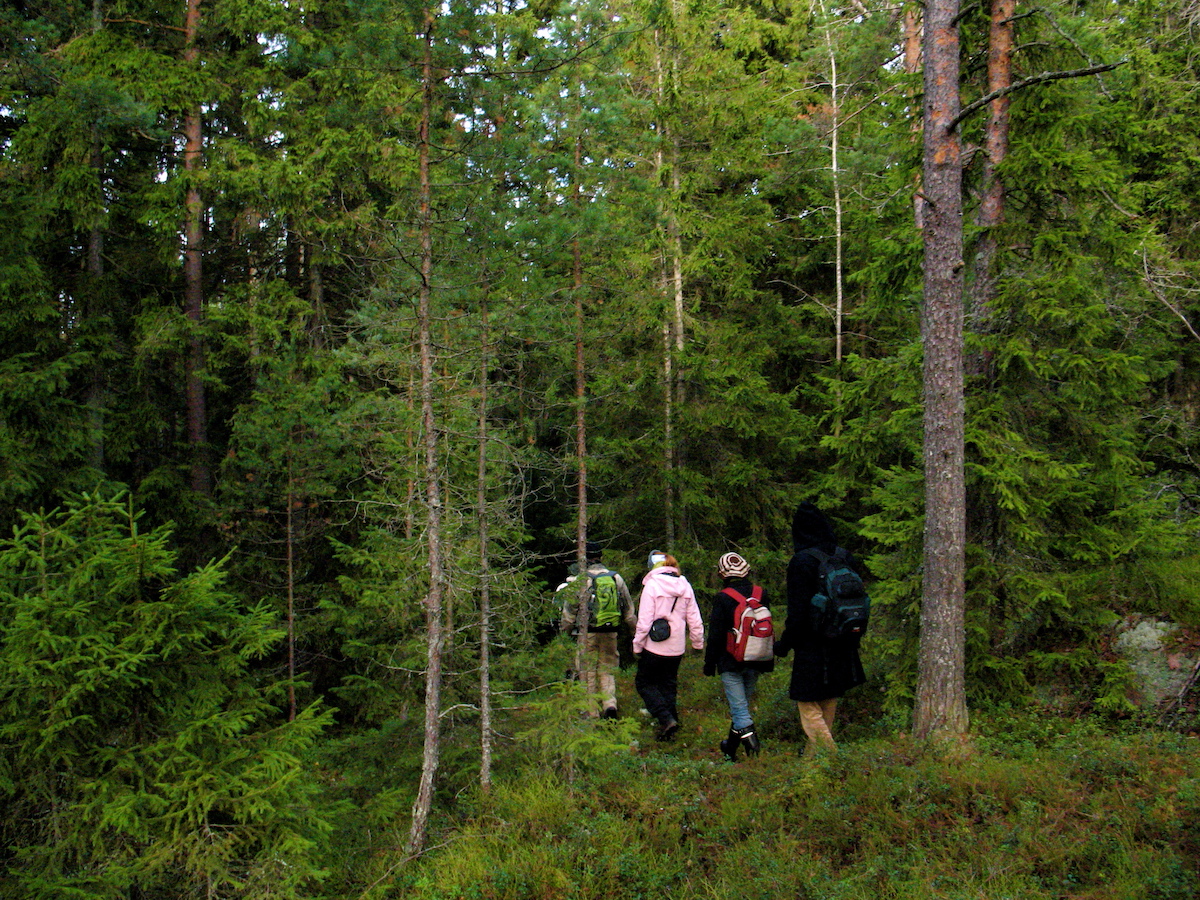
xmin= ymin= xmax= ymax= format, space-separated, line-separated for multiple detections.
xmin=632 ymin=551 xmax=705 ymax=741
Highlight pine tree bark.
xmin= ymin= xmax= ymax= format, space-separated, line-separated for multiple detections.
xmin=904 ymin=3 xmax=924 ymax=230
xmin=967 ymin=0 xmax=1014 ymax=360
xmin=406 ymin=13 xmax=446 ymax=859
xmin=914 ymin=0 xmax=969 ymax=741
xmin=903 ymin=3 xmax=922 ymax=75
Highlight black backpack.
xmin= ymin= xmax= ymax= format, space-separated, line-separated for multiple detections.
xmin=803 ymin=548 xmax=870 ymax=640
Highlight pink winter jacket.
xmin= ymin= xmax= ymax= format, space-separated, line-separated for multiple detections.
xmin=632 ymin=566 xmax=705 ymax=657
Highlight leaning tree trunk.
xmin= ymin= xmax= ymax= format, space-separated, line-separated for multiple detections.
xmin=913 ymin=0 xmax=969 ymax=742
xmin=406 ymin=13 xmax=447 ymax=859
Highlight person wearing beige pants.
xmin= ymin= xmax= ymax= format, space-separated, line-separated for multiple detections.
xmin=796 ymin=698 xmax=839 ymax=753
xmin=774 ymin=502 xmax=865 ymax=754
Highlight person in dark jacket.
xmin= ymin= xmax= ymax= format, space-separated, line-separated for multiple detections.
xmin=703 ymin=551 xmax=774 ymax=760
xmin=774 ymin=501 xmax=866 ymax=753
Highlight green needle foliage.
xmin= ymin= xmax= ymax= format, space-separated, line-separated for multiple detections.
xmin=0 ymin=491 xmax=331 ymax=899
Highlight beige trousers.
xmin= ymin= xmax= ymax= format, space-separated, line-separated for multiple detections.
xmin=797 ymin=698 xmax=839 ymax=753
xmin=583 ymin=631 xmax=620 ymax=714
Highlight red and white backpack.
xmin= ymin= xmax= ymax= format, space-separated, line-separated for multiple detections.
xmin=723 ymin=585 xmax=774 ymax=663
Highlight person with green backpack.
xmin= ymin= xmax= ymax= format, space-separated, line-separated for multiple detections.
xmin=558 ymin=542 xmax=636 ymax=718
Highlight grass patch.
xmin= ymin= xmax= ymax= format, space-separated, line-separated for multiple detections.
xmin=364 ymin=655 xmax=1199 ymax=900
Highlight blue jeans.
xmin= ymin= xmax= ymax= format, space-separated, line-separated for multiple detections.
xmin=720 ymin=669 xmax=760 ymax=731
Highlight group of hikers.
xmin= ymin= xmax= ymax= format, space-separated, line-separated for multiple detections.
xmin=555 ymin=501 xmax=869 ymax=759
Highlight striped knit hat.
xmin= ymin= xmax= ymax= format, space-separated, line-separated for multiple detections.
xmin=717 ymin=552 xmax=750 ymax=578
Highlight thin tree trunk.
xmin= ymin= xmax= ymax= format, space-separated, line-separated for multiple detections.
xmin=477 ymin=284 xmax=493 ymax=793
xmin=903 ymin=3 xmax=922 ymax=74
xmin=662 ymin=310 xmax=676 ymax=548
xmin=654 ymin=32 xmax=679 ymax=547
xmin=572 ymin=132 xmax=592 ymax=679
xmin=668 ymin=137 xmax=684 ymax=542
xmin=822 ymin=15 xmax=845 ymax=364
xmin=904 ymin=4 xmax=924 ymax=231
xmin=285 ymin=448 xmax=297 ymax=722
xmin=87 ymin=0 xmax=107 ymax=473
xmin=406 ymin=13 xmax=446 ymax=859
xmin=183 ymin=0 xmax=209 ymax=494
xmin=914 ymin=0 xmax=969 ymax=741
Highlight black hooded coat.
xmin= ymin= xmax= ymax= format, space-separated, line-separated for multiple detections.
xmin=776 ymin=502 xmax=866 ymax=702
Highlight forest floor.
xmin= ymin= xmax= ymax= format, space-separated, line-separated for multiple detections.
xmin=322 ymin=647 xmax=1200 ymax=900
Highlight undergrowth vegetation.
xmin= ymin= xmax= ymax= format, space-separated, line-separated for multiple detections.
xmin=313 ymin=643 xmax=1200 ymax=900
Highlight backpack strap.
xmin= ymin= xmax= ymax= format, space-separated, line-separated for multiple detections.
xmin=721 ymin=585 xmax=763 ymax=605
xmin=804 ymin=547 xmax=853 ymax=569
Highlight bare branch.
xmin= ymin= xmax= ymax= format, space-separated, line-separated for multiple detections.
xmin=949 ymin=62 xmax=1124 ymax=132
xmin=1143 ymin=249 xmax=1200 ymax=344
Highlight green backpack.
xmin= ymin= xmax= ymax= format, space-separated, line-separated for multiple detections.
xmin=589 ymin=570 xmax=622 ymax=629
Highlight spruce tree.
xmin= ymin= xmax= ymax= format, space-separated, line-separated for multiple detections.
xmin=0 ymin=492 xmax=330 ymax=898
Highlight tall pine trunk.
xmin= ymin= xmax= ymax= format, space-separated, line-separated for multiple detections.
xmin=914 ymin=0 xmax=969 ymax=741
xmin=967 ymin=0 xmax=1014 ymax=359
xmin=406 ymin=13 xmax=446 ymax=859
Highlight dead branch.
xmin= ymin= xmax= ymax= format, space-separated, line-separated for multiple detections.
xmin=949 ymin=61 xmax=1124 ymax=132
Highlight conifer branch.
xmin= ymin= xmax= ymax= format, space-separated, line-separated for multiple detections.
xmin=949 ymin=61 xmax=1124 ymax=132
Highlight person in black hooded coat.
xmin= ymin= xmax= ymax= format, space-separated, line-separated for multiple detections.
xmin=774 ymin=501 xmax=866 ymax=752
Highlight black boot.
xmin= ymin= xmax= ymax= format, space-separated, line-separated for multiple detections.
xmin=738 ymin=724 xmax=761 ymax=756
xmin=656 ymin=716 xmax=679 ymax=742
xmin=719 ymin=726 xmax=740 ymax=761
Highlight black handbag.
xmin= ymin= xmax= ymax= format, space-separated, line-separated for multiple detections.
xmin=648 ymin=597 xmax=679 ymax=642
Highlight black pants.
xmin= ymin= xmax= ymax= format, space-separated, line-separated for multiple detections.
xmin=635 ymin=650 xmax=682 ymax=724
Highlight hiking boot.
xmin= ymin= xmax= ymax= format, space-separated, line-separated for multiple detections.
xmin=738 ymin=724 xmax=761 ymax=756
xmin=656 ymin=717 xmax=679 ymax=742
xmin=720 ymin=726 xmax=740 ymax=761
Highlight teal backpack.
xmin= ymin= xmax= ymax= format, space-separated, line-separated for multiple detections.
xmin=804 ymin=548 xmax=870 ymax=641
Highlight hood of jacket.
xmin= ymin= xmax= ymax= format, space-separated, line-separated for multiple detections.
xmin=792 ymin=501 xmax=835 ymax=552
xmin=642 ymin=566 xmax=690 ymax=598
